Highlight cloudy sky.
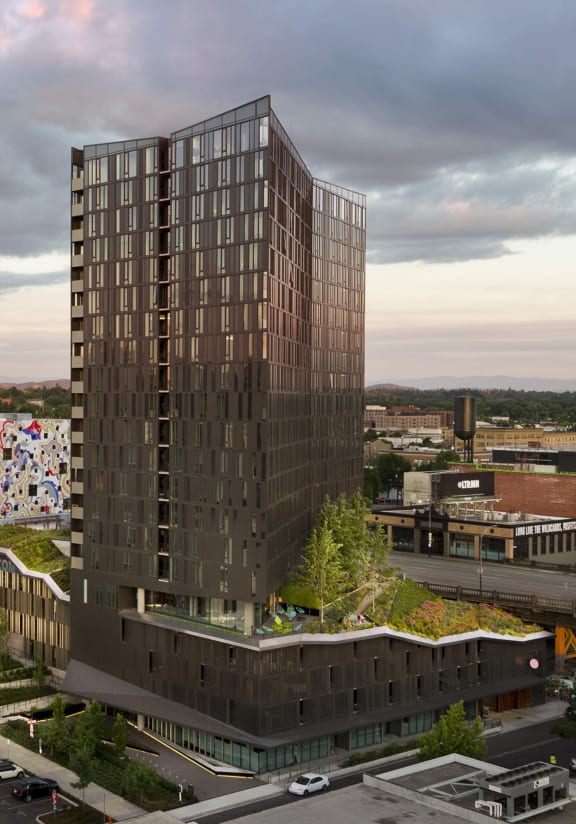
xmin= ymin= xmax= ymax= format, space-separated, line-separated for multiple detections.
xmin=1 ymin=0 xmax=575 ymax=388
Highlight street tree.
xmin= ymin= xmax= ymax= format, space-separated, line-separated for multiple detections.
xmin=122 ymin=759 xmax=159 ymax=805
xmin=375 ymin=452 xmax=412 ymax=496
xmin=69 ymin=748 xmax=95 ymax=805
xmin=111 ymin=712 xmax=129 ymax=761
xmin=417 ymin=700 xmax=486 ymax=761
xmin=42 ymin=694 xmax=70 ymax=759
xmin=364 ymin=466 xmax=380 ymax=502
xmin=72 ymin=699 xmax=104 ymax=760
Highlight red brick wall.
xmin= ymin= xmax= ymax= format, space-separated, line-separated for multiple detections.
xmin=449 ymin=465 xmax=576 ymax=518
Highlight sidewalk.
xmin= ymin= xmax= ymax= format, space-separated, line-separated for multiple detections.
xmin=0 ymin=699 xmax=568 ymax=823
xmin=487 ymin=698 xmax=568 ymax=732
xmin=0 ymin=733 xmax=144 ymax=821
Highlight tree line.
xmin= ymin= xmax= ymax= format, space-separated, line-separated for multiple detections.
xmin=0 ymin=384 xmax=70 ymax=417
xmin=366 ymin=386 xmax=576 ymax=428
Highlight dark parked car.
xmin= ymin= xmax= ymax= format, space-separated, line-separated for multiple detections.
xmin=565 ymin=706 xmax=576 ymax=718
xmin=12 ymin=777 xmax=59 ymax=802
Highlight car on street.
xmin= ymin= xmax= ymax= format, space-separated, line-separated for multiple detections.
xmin=570 ymin=757 xmax=576 ymax=773
xmin=288 ymin=772 xmax=330 ymax=796
xmin=12 ymin=777 xmax=59 ymax=802
xmin=565 ymin=706 xmax=576 ymax=718
xmin=0 ymin=761 xmax=25 ymax=780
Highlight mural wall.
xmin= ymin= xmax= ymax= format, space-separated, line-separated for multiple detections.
xmin=0 ymin=419 xmax=70 ymax=522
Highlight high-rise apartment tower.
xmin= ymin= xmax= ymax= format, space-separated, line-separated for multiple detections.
xmin=67 ymin=97 xmax=365 ymax=769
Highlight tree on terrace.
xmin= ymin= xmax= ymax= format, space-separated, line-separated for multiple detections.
xmin=317 ymin=490 xmax=369 ymax=585
xmin=294 ymin=522 xmax=345 ymax=624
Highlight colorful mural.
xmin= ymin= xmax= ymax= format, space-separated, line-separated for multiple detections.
xmin=0 ymin=419 xmax=70 ymax=521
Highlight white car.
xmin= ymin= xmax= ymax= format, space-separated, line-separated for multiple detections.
xmin=0 ymin=761 xmax=25 ymax=780
xmin=288 ymin=772 xmax=330 ymax=796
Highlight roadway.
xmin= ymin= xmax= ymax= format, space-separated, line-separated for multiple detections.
xmin=388 ymin=551 xmax=576 ymax=600
xmin=197 ymin=719 xmax=576 ymax=824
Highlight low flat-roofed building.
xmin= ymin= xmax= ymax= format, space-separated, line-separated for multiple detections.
xmin=0 ymin=533 xmax=70 ymax=674
xmin=372 ymin=470 xmax=576 ymax=563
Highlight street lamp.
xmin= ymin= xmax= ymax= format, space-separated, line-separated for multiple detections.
xmin=478 ymin=535 xmax=484 ymax=596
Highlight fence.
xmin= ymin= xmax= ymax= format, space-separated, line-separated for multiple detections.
xmin=423 ymin=582 xmax=576 ymax=618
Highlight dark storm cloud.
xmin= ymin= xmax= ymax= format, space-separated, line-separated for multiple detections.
xmin=0 ymin=269 xmax=68 ymax=294
xmin=1 ymin=0 xmax=576 ymax=264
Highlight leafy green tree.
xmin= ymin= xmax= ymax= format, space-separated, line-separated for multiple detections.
xmin=294 ymin=522 xmax=345 ymax=623
xmin=69 ymin=748 xmax=95 ymax=804
xmin=364 ymin=466 xmax=380 ymax=502
xmin=417 ymin=700 xmax=486 ymax=761
xmin=375 ymin=452 xmax=412 ymax=495
xmin=318 ymin=491 xmax=369 ymax=584
xmin=72 ymin=700 xmax=104 ymax=759
xmin=361 ymin=522 xmax=393 ymax=609
xmin=418 ymin=449 xmax=460 ymax=471
xmin=111 ymin=712 xmax=129 ymax=761
xmin=122 ymin=759 xmax=159 ymax=804
xmin=42 ymin=694 xmax=70 ymax=759
xmin=34 ymin=657 xmax=46 ymax=688
xmin=363 ymin=428 xmax=379 ymax=442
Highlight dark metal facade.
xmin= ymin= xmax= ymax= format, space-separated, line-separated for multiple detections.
xmin=68 ymin=98 xmax=366 ymax=743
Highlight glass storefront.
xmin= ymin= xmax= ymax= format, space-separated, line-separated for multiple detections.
xmin=146 ymin=715 xmax=330 ymax=773
xmin=144 ymin=703 xmax=465 ymax=773
xmin=392 ymin=526 xmax=414 ymax=552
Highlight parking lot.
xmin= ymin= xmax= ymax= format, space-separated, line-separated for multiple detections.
xmin=0 ymin=769 xmax=72 ymax=823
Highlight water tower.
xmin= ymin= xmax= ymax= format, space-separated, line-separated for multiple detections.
xmin=454 ymin=395 xmax=476 ymax=462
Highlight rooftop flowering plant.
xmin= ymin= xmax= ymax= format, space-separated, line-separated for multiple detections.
xmin=390 ymin=596 xmax=541 ymax=639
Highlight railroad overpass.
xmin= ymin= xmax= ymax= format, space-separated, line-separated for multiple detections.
xmin=389 ymin=552 xmax=576 ymax=662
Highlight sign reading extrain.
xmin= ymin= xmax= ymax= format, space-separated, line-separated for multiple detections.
xmin=438 ymin=471 xmax=495 ymax=498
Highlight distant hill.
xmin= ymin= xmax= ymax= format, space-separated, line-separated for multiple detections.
xmin=0 ymin=379 xmax=70 ymax=389
xmin=367 ymin=376 xmax=576 ymax=392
